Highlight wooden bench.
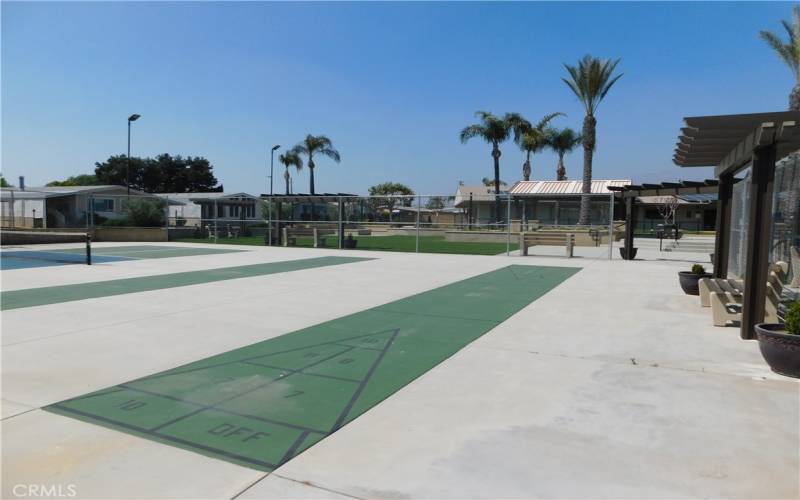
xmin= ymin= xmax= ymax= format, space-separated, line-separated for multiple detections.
xmin=205 ymin=224 xmax=240 ymax=239
xmin=282 ymin=227 xmax=336 ymax=248
xmin=519 ymin=231 xmax=575 ymax=257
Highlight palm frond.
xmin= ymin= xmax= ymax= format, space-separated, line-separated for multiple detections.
xmin=535 ymin=112 xmax=565 ymax=130
xmin=292 ymin=134 xmax=340 ymax=163
xmin=562 ymin=55 xmax=623 ymax=115
xmin=319 ymin=146 xmax=341 ymax=163
xmin=546 ymin=127 xmax=582 ymax=155
xmin=759 ymin=5 xmax=800 ymax=80
xmin=460 ymin=124 xmax=487 ymax=144
xmin=279 ymin=151 xmax=304 ymax=171
xmin=460 ymin=111 xmax=512 ymax=144
xmin=504 ymin=112 xmax=531 ymax=142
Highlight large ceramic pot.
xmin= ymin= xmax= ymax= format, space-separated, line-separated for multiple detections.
xmin=619 ymin=247 xmax=638 ymax=260
xmin=677 ymin=271 xmax=711 ymax=295
xmin=343 ymin=238 xmax=358 ymax=249
xmin=755 ymin=323 xmax=800 ymax=379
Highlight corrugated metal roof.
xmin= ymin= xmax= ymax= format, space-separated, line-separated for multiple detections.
xmin=508 ymin=180 xmax=631 ymax=196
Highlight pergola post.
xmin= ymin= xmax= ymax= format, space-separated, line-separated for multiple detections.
xmin=712 ymin=173 xmax=733 ymax=278
xmin=740 ymin=144 xmax=777 ymax=340
xmin=623 ymin=195 xmax=637 ymax=259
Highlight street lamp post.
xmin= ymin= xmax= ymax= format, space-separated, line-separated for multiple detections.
xmin=269 ymin=144 xmax=280 ymax=196
xmin=127 ymin=114 xmax=141 ymax=196
xmin=267 ymin=144 xmax=280 ymax=245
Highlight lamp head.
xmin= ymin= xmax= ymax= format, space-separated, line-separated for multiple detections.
xmin=272 ymin=145 xmax=280 ymax=151
xmin=128 ymin=114 xmax=141 ymax=122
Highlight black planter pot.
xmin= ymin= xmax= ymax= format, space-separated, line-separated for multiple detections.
xmin=619 ymin=247 xmax=638 ymax=260
xmin=677 ymin=271 xmax=711 ymax=295
xmin=343 ymin=238 xmax=358 ymax=249
xmin=756 ymin=324 xmax=800 ymax=379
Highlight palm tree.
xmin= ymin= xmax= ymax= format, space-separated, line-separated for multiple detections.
xmin=460 ymin=111 xmax=528 ymax=222
xmin=278 ymin=150 xmax=303 ymax=195
xmin=760 ymin=6 xmax=800 ymax=110
xmin=291 ymin=134 xmax=341 ymax=195
xmin=562 ymin=55 xmax=623 ymax=225
xmin=546 ymin=127 xmax=582 ymax=181
xmin=516 ymin=112 xmax=564 ymax=181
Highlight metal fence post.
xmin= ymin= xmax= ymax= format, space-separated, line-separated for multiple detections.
xmin=267 ymin=198 xmax=272 ymax=247
xmin=338 ymin=196 xmax=344 ymax=250
xmin=506 ymin=193 xmax=511 ymax=256
xmin=164 ymin=195 xmax=169 ymax=241
xmin=214 ymin=198 xmax=218 ymax=244
xmin=416 ymin=195 xmax=420 ymax=253
xmin=608 ymin=192 xmax=614 ymax=260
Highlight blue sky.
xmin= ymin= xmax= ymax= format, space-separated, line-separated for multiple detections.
xmin=1 ymin=1 xmax=795 ymax=195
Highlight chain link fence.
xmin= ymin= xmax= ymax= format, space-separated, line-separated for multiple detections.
xmin=2 ymin=190 xmax=622 ymax=258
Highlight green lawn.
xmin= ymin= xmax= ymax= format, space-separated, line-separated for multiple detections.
xmin=179 ymin=235 xmax=518 ymax=255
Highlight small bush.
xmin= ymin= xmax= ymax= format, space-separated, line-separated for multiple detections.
xmin=691 ymin=264 xmax=706 ymax=275
xmin=122 ymin=198 xmax=166 ymax=227
xmin=101 ymin=217 xmax=131 ymax=227
xmin=784 ymin=301 xmax=800 ymax=335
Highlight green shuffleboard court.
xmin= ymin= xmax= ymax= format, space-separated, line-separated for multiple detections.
xmin=46 ymin=264 xmax=580 ymax=471
xmin=1 ymin=256 xmax=370 ymax=310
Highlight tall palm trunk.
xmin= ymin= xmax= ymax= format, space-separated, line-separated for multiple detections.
xmin=492 ymin=142 xmax=502 ymax=224
xmin=308 ymin=157 xmax=316 ymax=195
xmin=522 ymin=151 xmax=531 ymax=181
xmin=791 ymin=82 xmax=800 ymax=111
xmin=284 ymin=168 xmax=290 ymax=195
xmin=556 ymin=153 xmax=567 ymax=181
xmin=578 ymin=114 xmax=597 ymax=225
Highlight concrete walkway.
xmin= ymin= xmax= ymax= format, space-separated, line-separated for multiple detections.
xmin=2 ymin=242 xmax=797 ymax=499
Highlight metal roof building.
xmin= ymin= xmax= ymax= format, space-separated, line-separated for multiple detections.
xmin=509 ymin=180 xmax=631 ymax=196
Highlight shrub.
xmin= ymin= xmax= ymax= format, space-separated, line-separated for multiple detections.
xmin=121 ymin=198 xmax=166 ymax=227
xmin=784 ymin=301 xmax=800 ymax=335
xmin=691 ymin=264 xmax=706 ymax=275
xmin=101 ymin=217 xmax=131 ymax=227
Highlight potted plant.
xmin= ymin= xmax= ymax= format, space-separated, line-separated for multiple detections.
xmin=678 ymin=264 xmax=711 ymax=295
xmin=343 ymin=234 xmax=358 ymax=249
xmin=756 ymin=301 xmax=800 ymax=379
xmin=619 ymin=247 xmax=638 ymax=260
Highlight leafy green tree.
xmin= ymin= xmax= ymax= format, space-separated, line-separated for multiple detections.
xmin=460 ymin=111 xmax=528 ymax=222
xmin=0 ymin=176 xmax=12 ymax=187
xmin=120 ymin=198 xmax=166 ymax=227
xmin=278 ymin=151 xmax=303 ymax=195
xmin=425 ymin=196 xmax=450 ymax=210
xmin=760 ymin=6 xmax=800 ymax=110
xmin=368 ymin=182 xmax=414 ymax=220
xmin=47 ymin=174 xmax=99 ymax=186
xmin=292 ymin=135 xmax=341 ymax=195
xmin=546 ymin=127 xmax=582 ymax=181
xmin=515 ymin=113 xmax=564 ymax=181
xmin=94 ymin=154 xmax=221 ymax=193
xmin=562 ymin=55 xmax=623 ymax=225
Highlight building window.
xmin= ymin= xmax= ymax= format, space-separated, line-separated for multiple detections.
xmin=93 ymin=198 xmax=114 ymax=211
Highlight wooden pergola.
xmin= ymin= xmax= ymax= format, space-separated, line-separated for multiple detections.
xmin=673 ymin=111 xmax=800 ymax=339
xmin=607 ymin=179 xmax=733 ymax=259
